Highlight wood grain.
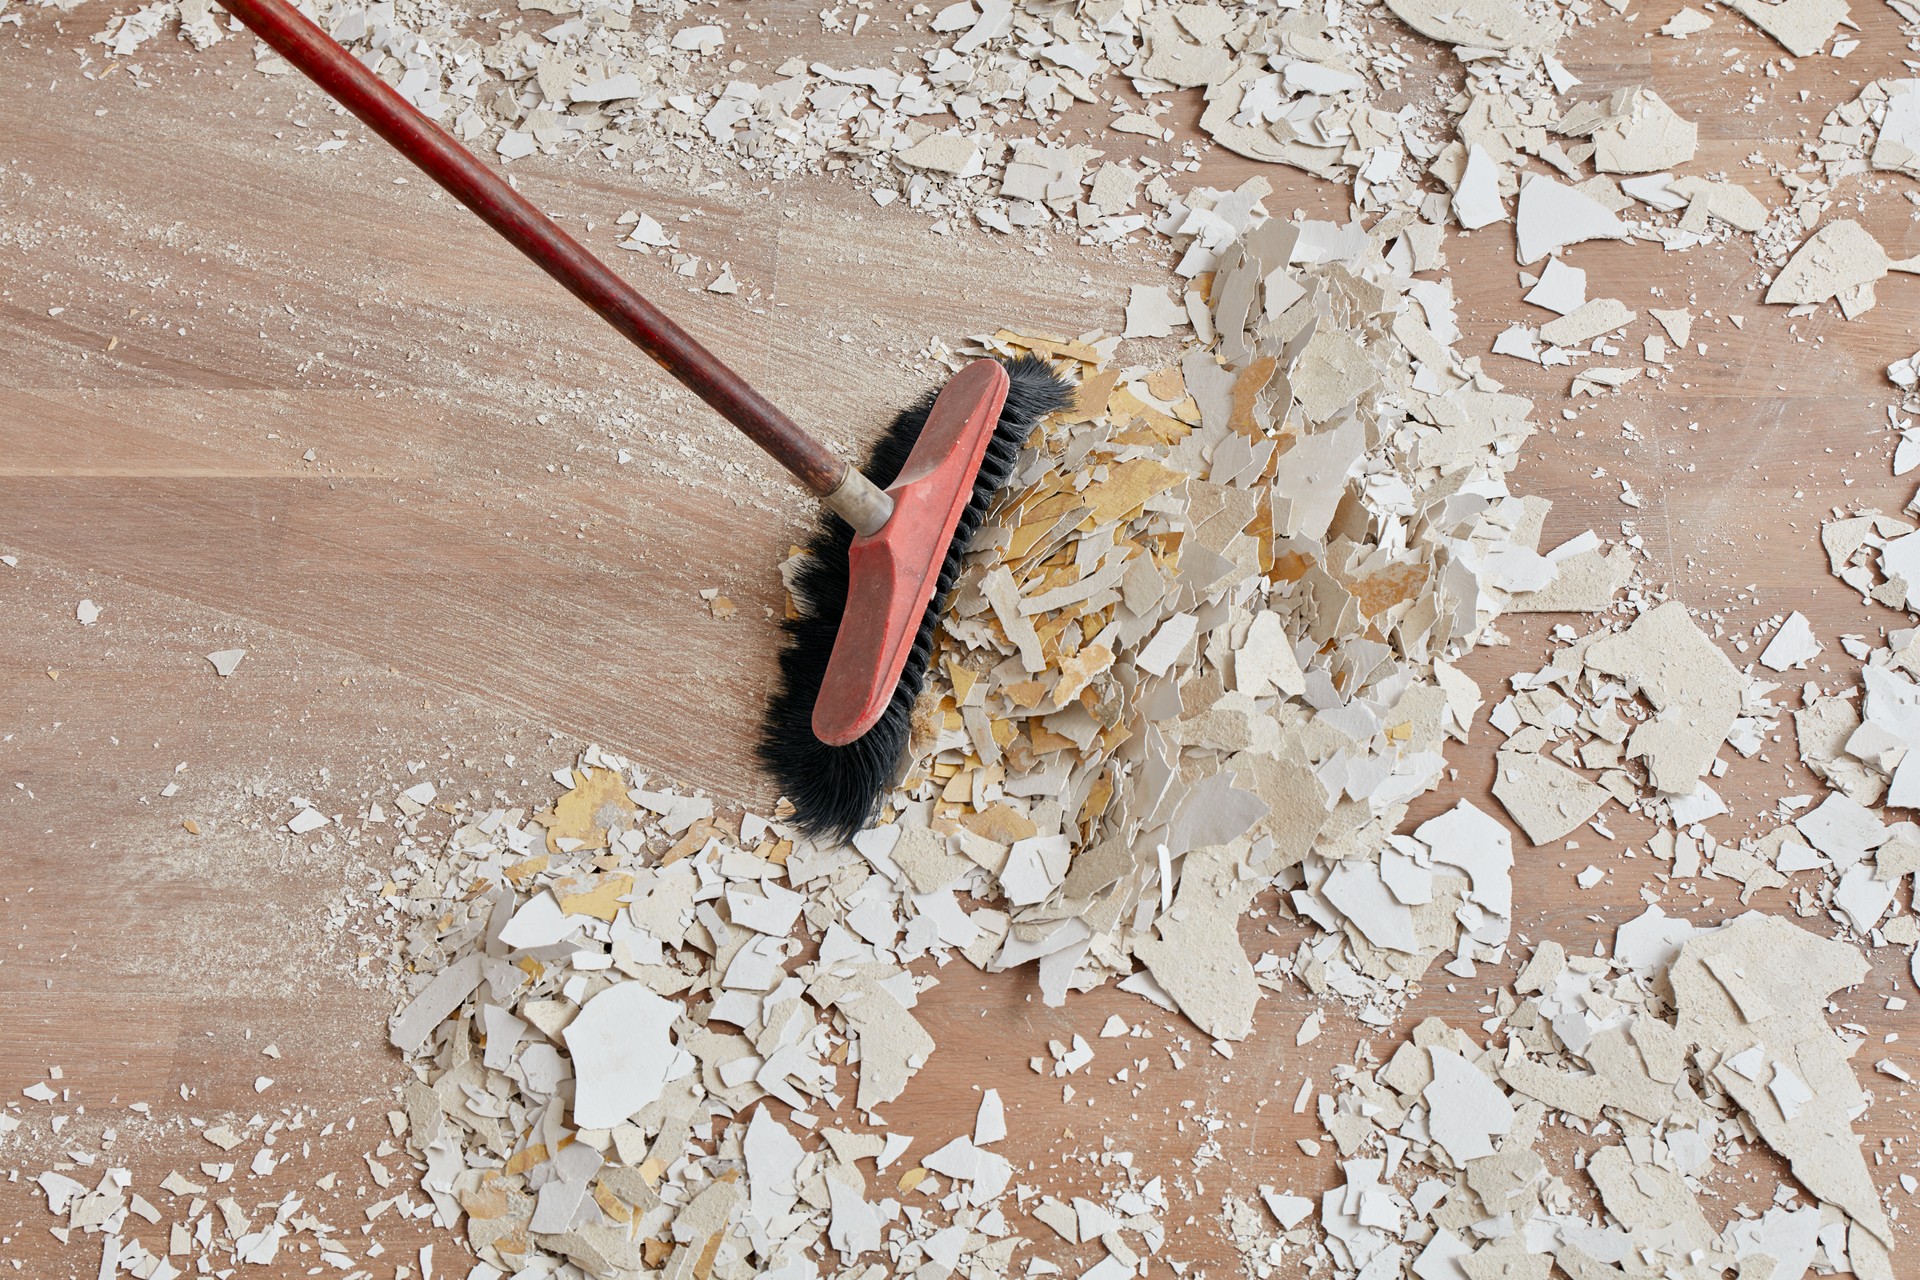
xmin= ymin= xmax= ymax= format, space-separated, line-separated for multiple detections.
xmin=5 ymin=3 xmax=1920 ymax=1275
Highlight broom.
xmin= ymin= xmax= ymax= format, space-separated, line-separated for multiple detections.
xmin=762 ymin=355 xmax=1069 ymax=840
xmin=211 ymin=0 xmax=1074 ymax=841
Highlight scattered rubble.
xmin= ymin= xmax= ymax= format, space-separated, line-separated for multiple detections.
xmin=12 ymin=0 xmax=1920 ymax=1277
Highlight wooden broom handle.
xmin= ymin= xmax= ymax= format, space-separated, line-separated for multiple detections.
xmin=216 ymin=0 xmax=862 ymax=506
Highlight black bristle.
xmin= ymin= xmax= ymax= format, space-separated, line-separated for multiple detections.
xmin=758 ymin=355 xmax=1075 ymax=843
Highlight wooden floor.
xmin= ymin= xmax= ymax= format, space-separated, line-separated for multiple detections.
xmin=4 ymin=2 xmax=1920 ymax=1274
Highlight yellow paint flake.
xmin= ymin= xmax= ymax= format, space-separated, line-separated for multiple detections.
xmin=182 ymin=818 xmax=200 ymax=835
xmin=1033 ymin=612 xmax=1079 ymax=653
xmin=1347 ymin=561 xmax=1431 ymax=620
xmin=898 ymin=1167 xmax=929 ymax=1193
xmin=1061 ymin=367 xmax=1121 ymax=424
xmin=1078 ymin=458 xmax=1186 ymax=524
xmin=957 ymin=802 xmax=1037 ymax=845
xmin=504 ymin=853 xmax=550 ymax=885
xmin=1106 ymin=387 xmax=1189 ymax=443
xmin=1008 ymin=493 xmax=1090 ymax=563
xmin=1268 ymin=548 xmax=1313 ymax=585
xmin=502 ymin=1143 xmax=550 ymax=1177
xmin=1007 ymin=469 xmax=1072 ymax=513
xmin=459 ymin=1175 xmax=509 ymax=1221
xmin=1004 ymin=679 xmax=1049 ymax=709
xmin=991 ymin=329 xmax=1103 ymax=364
xmin=1144 ymin=364 xmax=1185 ymax=402
xmin=1079 ymin=767 xmax=1115 ymax=827
xmin=1229 ymin=355 xmax=1279 ymax=436
xmin=537 ymin=767 xmax=635 ymax=853
xmin=559 ymin=873 xmax=633 ymax=920
xmin=592 ymin=1181 xmax=633 ymax=1223
xmin=1026 ymin=561 xmax=1079 ymax=599
xmin=1053 ymin=643 xmax=1114 ymax=708
xmin=693 ymin=1231 xmax=723 ymax=1280
xmin=945 ymin=657 xmax=979 ymax=704
xmin=663 ymin=819 xmax=719 ymax=864
xmin=1029 ymin=722 xmax=1076 ymax=754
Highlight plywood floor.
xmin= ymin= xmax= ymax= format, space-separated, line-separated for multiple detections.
xmin=5 ymin=2 xmax=1920 ymax=1275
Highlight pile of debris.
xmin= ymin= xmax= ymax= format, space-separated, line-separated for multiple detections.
xmin=886 ymin=184 xmax=1583 ymax=1035
xmin=1231 ymin=911 xmax=1896 ymax=1280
